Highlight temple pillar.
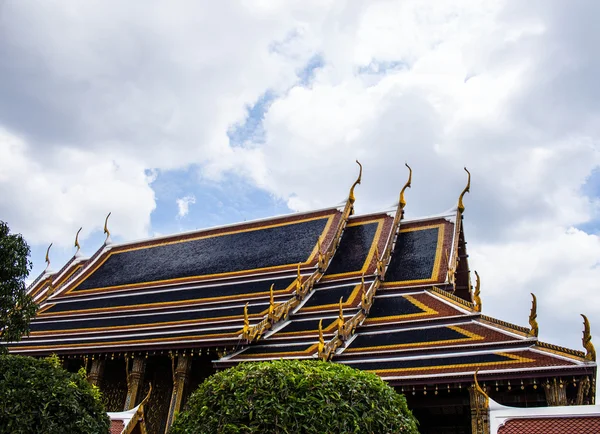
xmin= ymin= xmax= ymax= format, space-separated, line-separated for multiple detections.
xmin=124 ymin=357 xmax=146 ymax=410
xmin=87 ymin=359 xmax=105 ymax=387
xmin=544 ymin=378 xmax=568 ymax=406
xmin=165 ymin=355 xmax=192 ymax=432
xmin=469 ymin=385 xmax=490 ymax=434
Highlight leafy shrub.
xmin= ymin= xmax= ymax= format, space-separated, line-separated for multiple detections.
xmin=0 ymin=354 xmax=110 ymax=434
xmin=170 ymin=359 xmax=418 ymax=434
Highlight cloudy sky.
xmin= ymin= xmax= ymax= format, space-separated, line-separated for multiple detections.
xmin=1 ymin=0 xmax=599 ymax=353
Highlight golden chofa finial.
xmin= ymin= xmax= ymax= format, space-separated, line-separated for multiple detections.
xmin=242 ymin=303 xmax=250 ymax=337
xmin=44 ymin=243 xmax=53 ymax=271
xmin=295 ymin=263 xmax=302 ymax=293
xmin=74 ymin=227 xmax=82 ymax=254
xmin=268 ymin=284 xmax=275 ymax=320
xmin=473 ymin=270 xmax=482 ymax=312
xmin=348 ymin=160 xmax=363 ymax=206
xmin=581 ymin=314 xmax=596 ymax=362
xmin=399 ymin=163 xmax=412 ymax=210
xmin=318 ymin=319 xmax=325 ymax=355
xmin=103 ymin=212 xmax=112 ymax=243
xmin=457 ymin=167 xmax=471 ymax=214
xmin=337 ymin=297 xmax=345 ymax=334
xmin=473 ymin=369 xmax=490 ymax=407
xmin=528 ymin=293 xmax=539 ymax=338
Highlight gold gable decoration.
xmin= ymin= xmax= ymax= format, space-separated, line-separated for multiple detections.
xmin=318 ymin=164 xmax=412 ymax=361
xmin=582 ymin=314 xmax=597 ymax=362
xmin=528 ymin=293 xmax=539 ymax=338
xmin=242 ymin=161 xmax=363 ymax=344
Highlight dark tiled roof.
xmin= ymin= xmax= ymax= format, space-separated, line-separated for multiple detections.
xmin=297 ymin=283 xmax=364 ymax=312
xmin=273 ymin=317 xmax=338 ymax=337
xmin=39 ymin=276 xmax=296 ymax=317
xmin=498 ymin=416 xmax=600 ymax=434
xmin=382 ymin=219 xmax=453 ymax=287
xmin=74 ymin=216 xmax=331 ymax=292
xmin=325 ymin=221 xmax=379 ymax=276
xmin=340 ymin=349 xmax=578 ymax=379
xmin=230 ymin=341 xmax=318 ymax=359
xmin=342 ymin=322 xmax=518 ymax=355
xmin=29 ymin=303 xmax=268 ymax=334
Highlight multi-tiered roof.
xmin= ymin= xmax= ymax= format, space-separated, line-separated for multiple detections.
xmin=15 ymin=164 xmax=597 ymax=391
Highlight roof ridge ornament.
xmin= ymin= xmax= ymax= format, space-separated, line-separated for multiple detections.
xmin=581 ymin=314 xmax=596 ymax=362
xmin=348 ymin=160 xmax=362 ymax=212
xmin=74 ymin=227 xmax=82 ymax=256
xmin=243 ymin=303 xmax=250 ymax=338
xmin=268 ymin=284 xmax=275 ymax=321
xmin=103 ymin=212 xmax=112 ymax=244
xmin=473 ymin=369 xmax=490 ymax=406
xmin=337 ymin=297 xmax=344 ymax=334
xmin=473 ymin=270 xmax=482 ymax=312
xmin=318 ymin=319 xmax=325 ymax=355
xmin=528 ymin=293 xmax=539 ymax=338
xmin=457 ymin=167 xmax=471 ymax=214
xmin=399 ymin=163 xmax=412 ymax=210
xmin=44 ymin=243 xmax=53 ymax=272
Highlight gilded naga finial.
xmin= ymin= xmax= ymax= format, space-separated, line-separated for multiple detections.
xmin=74 ymin=227 xmax=82 ymax=254
xmin=318 ymin=319 xmax=325 ymax=355
xmin=528 ymin=293 xmax=539 ymax=338
xmin=103 ymin=212 xmax=112 ymax=243
xmin=243 ymin=303 xmax=250 ymax=337
xmin=139 ymin=382 xmax=153 ymax=407
xmin=295 ymin=263 xmax=302 ymax=293
xmin=268 ymin=284 xmax=275 ymax=320
xmin=457 ymin=167 xmax=471 ymax=214
xmin=399 ymin=163 xmax=412 ymax=210
xmin=473 ymin=369 xmax=490 ymax=406
xmin=317 ymin=237 xmax=326 ymax=270
xmin=337 ymin=297 xmax=345 ymax=334
xmin=473 ymin=270 xmax=482 ymax=312
xmin=44 ymin=243 xmax=53 ymax=271
xmin=581 ymin=314 xmax=596 ymax=362
xmin=348 ymin=160 xmax=362 ymax=206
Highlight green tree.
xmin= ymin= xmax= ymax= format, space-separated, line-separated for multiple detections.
xmin=0 ymin=221 xmax=37 ymax=353
xmin=170 ymin=359 xmax=419 ymax=434
xmin=0 ymin=354 xmax=110 ymax=434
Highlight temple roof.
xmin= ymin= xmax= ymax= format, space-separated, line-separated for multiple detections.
xmin=14 ymin=188 xmax=597 ymax=388
xmin=488 ymin=396 xmax=600 ymax=433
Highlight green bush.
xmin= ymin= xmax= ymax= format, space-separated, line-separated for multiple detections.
xmin=0 ymin=354 xmax=109 ymax=434
xmin=170 ymin=359 xmax=418 ymax=434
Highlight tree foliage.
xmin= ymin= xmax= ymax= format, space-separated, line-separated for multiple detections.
xmin=170 ymin=359 xmax=419 ymax=434
xmin=0 ymin=354 xmax=110 ymax=434
xmin=0 ymin=221 xmax=37 ymax=352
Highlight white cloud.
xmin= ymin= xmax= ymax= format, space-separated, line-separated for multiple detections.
xmin=1 ymin=0 xmax=600 ymax=355
xmin=0 ymin=127 xmax=155 ymax=247
xmin=176 ymin=195 xmax=196 ymax=218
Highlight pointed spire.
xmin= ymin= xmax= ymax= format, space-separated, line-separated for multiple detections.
xmin=348 ymin=160 xmax=362 ymax=207
xmin=528 ymin=293 xmax=539 ymax=338
xmin=457 ymin=167 xmax=471 ymax=214
xmin=103 ymin=212 xmax=112 ymax=244
xmin=473 ymin=270 xmax=482 ymax=312
xmin=44 ymin=243 xmax=53 ymax=272
xmin=399 ymin=163 xmax=412 ymax=210
xmin=74 ymin=227 xmax=82 ymax=256
xmin=581 ymin=314 xmax=596 ymax=362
